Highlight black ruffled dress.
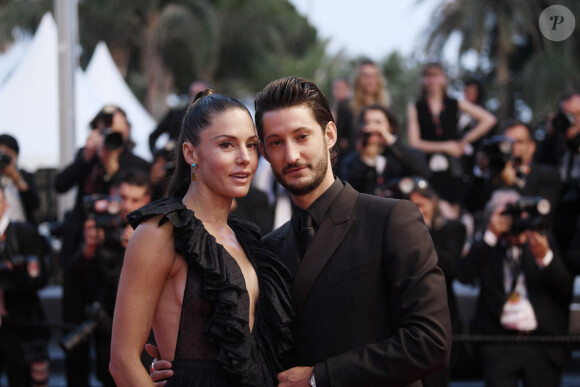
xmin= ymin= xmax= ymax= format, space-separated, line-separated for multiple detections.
xmin=128 ymin=197 xmax=294 ymax=386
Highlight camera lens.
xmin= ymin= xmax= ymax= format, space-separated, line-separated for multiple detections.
xmin=103 ymin=131 xmax=123 ymax=150
xmin=0 ymin=152 xmax=12 ymax=167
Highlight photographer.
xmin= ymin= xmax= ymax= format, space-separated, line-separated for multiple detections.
xmin=63 ymin=169 xmax=152 ymax=387
xmin=55 ymin=105 xmax=150 ymax=386
xmin=0 ymin=185 xmax=52 ymax=386
xmin=536 ymin=91 xmax=580 ymax=257
xmin=457 ymin=189 xmax=574 ymax=387
xmin=0 ymin=134 xmax=40 ymax=224
xmin=340 ymin=103 xmax=431 ymax=197
xmin=465 ymin=120 xmax=561 ymax=232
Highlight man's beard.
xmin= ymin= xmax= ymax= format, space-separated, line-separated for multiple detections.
xmin=273 ymin=147 xmax=329 ymax=196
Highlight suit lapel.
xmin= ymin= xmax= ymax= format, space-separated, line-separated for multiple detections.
xmin=291 ymin=183 xmax=359 ymax=314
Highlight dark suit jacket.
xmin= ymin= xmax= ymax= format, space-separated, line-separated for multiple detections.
xmin=1 ymin=221 xmax=51 ymax=339
xmin=457 ymin=238 xmax=574 ymax=365
xmin=18 ymin=169 xmax=41 ymax=224
xmin=430 ymin=218 xmax=466 ymax=333
xmin=263 ymin=181 xmax=451 ymax=387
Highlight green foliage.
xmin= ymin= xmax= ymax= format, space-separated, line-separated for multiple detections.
xmin=0 ymin=0 xmax=50 ymax=49
xmin=0 ymin=0 xmax=325 ymax=113
xmin=421 ymin=0 xmax=580 ymax=125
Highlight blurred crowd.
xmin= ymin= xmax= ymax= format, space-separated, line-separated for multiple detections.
xmin=0 ymin=60 xmax=579 ymax=386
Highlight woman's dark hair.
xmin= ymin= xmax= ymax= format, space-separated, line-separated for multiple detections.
xmin=356 ymin=103 xmax=400 ymax=136
xmin=254 ymin=76 xmax=338 ymax=166
xmin=463 ymin=77 xmax=485 ymax=105
xmin=168 ymin=89 xmax=252 ymax=198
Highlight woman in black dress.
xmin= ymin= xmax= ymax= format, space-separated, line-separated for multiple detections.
xmin=110 ymin=90 xmax=293 ymax=386
xmin=407 ymin=62 xmax=496 ymax=219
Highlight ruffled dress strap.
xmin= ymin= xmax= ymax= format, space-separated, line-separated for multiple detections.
xmin=127 ymin=198 xmax=294 ymax=386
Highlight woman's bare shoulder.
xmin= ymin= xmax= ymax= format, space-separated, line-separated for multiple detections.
xmin=126 ymin=215 xmax=177 ymax=267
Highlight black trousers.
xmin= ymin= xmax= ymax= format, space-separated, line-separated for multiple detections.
xmin=481 ymin=343 xmax=565 ymax=387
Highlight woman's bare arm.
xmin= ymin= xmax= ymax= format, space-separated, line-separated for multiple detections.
xmin=458 ymin=99 xmax=497 ymax=144
xmin=110 ymin=218 xmax=177 ymax=386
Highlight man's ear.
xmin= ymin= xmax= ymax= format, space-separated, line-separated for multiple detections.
xmin=324 ymin=121 xmax=338 ymax=149
xmin=259 ymin=142 xmax=270 ymax=163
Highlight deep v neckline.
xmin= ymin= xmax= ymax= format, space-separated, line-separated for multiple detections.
xmin=197 ymin=216 xmax=260 ymax=334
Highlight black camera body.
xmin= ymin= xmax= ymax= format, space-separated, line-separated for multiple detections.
xmin=0 ymin=151 xmax=12 ymax=168
xmin=478 ymin=135 xmax=514 ymax=177
xmin=501 ymin=196 xmax=551 ymax=235
xmin=83 ymin=194 xmax=125 ymax=246
xmin=100 ymin=128 xmax=124 ymax=151
xmin=60 ymin=301 xmax=111 ymax=352
xmin=551 ymin=111 xmax=574 ymax=134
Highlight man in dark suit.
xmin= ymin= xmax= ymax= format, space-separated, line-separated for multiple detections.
xmin=457 ymin=189 xmax=574 ymax=387
xmin=55 ymin=105 xmax=151 ymax=386
xmin=254 ymin=76 xmax=451 ymax=387
xmin=148 ymin=77 xmax=451 ymax=386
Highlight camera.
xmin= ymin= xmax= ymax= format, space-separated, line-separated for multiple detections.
xmin=0 ymin=151 xmax=12 ymax=168
xmin=83 ymin=194 xmax=125 ymax=246
xmin=380 ymin=176 xmax=433 ymax=199
xmin=60 ymin=301 xmax=111 ymax=352
xmin=100 ymin=128 xmax=124 ymax=151
xmin=478 ymin=135 xmax=514 ymax=177
xmin=501 ymin=196 xmax=551 ymax=235
xmin=551 ymin=110 xmax=574 ymax=134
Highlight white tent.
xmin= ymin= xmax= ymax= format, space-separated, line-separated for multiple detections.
xmin=0 ymin=12 xmax=154 ymax=171
xmin=0 ymin=34 xmax=31 ymax=88
xmin=0 ymin=13 xmax=102 ymax=171
xmin=85 ymin=41 xmax=155 ymax=161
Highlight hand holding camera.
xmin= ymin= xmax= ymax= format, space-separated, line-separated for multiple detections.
xmin=524 ymin=230 xmax=550 ymax=262
xmin=489 ymin=196 xmax=551 ymax=245
xmin=83 ymin=194 xmax=125 ymax=249
xmin=358 ymin=122 xmax=395 ymax=160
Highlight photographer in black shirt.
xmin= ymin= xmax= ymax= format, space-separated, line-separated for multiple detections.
xmin=0 ymin=185 xmax=51 ymax=386
xmin=62 ymin=169 xmax=152 ymax=386
xmin=536 ymin=91 xmax=580 ymax=257
xmin=55 ymin=105 xmax=150 ymax=386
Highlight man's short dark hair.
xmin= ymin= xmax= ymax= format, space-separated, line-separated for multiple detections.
xmin=557 ymin=90 xmax=580 ymax=110
xmin=254 ymin=76 xmax=338 ymax=165
xmin=500 ymin=118 xmax=533 ymax=140
xmin=356 ymin=104 xmax=400 ymax=136
xmin=89 ymin=105 xmax=129 ymax=130
xmin=116 ymin=169 xmax=151 ymax=196
xmin=0 ymin=134 xmax=19 ymax=154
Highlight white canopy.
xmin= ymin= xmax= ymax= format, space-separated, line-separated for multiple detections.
xmin=0 ymin=12 xmax=154 ymax=171
xmin=0 ymin=34 xmax=31 ymax=88
xmin=85 ymin=41 xmax=155 ymax=161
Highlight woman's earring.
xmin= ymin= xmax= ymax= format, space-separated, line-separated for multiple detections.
xmin=191 ymin=163 xmax=198 ymax=182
